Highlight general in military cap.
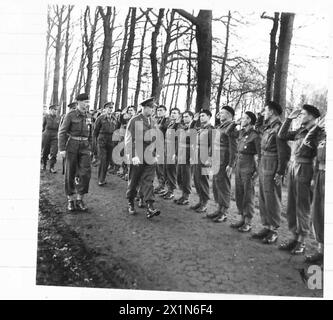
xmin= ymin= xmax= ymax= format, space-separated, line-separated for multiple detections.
xmin=302 ymin=104 xmax=320 ymax=119
xmin=245 ymin=111 xmax=257 ymax=125
xmin=221 ymin=105 xmax=235 ymax=117
xmin=76 ymin=93 xmax=89 ymax=101
xmin=140 ymin=97 xmax=156 ymax=108
xmin=267 ymin=101 xmax=282 ymax=115
xmin=199 ymin=109 xmax=212 ymax=117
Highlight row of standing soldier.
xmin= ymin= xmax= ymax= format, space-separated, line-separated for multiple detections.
xmin=41 ymin=94 xmax=325 ymax=265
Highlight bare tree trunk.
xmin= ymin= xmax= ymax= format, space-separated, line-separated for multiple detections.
xmin=51 ymin=5 xmax=65 ymax=105
xmin=175 ymin=65 xmax=183 ymax=108
xmin=175 ymin=9 xmax=212 ymax=112
xmin=156 ymin=10 xmax=175 ymax=102
xmin=70 ymin=42 xmax=85 ymax=102
xmin=84 ymin=7 xmax=99 ymax=96
xmin=150 ymin=9 xmax=165 ymax=99
xmin=164 ymin=62 xmax=174 ymax=106
xmin=186 ymin=26 xmax=194 ymax=110
xmin=93 ymin=57 xmax=101 ymax=110
xmin=170 ymin=36 xmax=180 ymax=109
xmin=43 ymin=6 xmax=55 ymax=105
xmin=61 ymin=6 xmax=73 ymax=114
xmin=98 ymin=6 xmax=116 ymax=109
xmin=216 ymin=10 xmax=231 ymax=112
xmin=134 ymin=16 xmax=148 ymax=107
xmin=115 ymin=8 xmax=131 ymax=110
xmin=273 ymin=12 xmax=295 ymax=117
xmin=261 ymin=12 xmax=279 ymax=104
xmin=121 ymin=8 xmax=136 ymax=110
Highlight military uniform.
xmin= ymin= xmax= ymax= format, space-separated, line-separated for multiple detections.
xmin=278 ymin=119 xmax=319 ymax=241
xmin=256 ymin=116 xmax=289 ymax=237
xmin=155 ymin=116 xmax=169 ymax=191
xmin=193 ymin=123 xmax=214 ymax=207
xmin=176 ymin=121 xmax=195 ymax=202
xmin=212 ymin=120 xmax=237 ymax=216
xmin=58 ymin=109 xmax=92 ymax=197
xmin=125 ymin=113 xmax=156 ymax=205
xmin=234 ymin=127 xmax=261 ymax=224
xmin=93 ymin=112 xmax=118 ymax=184
xmin=164 ymin=120 xmax=181 ymax=197
xmin=41 ymin=112 xmax=60 ymax=171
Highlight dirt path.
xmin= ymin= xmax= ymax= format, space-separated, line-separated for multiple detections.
xmin=37 ymin=162 xmax=323 ymax=297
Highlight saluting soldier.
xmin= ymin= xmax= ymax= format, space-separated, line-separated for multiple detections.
xmin=251 ymin=101 xmax=290 ymax=244
xmin=58 ymin=93 xmax=92 ymax=212
xmin=304 ymin=117 xmax=325 ymax=264
xmin=174 ymin=110 xmax=195 ymax=205
xmin=93 ymin=102 xmax=118 ymax=186
xmin=125 ymin=97 xmax=161 ymax=218
xmin=41 ymin=104 xmax=60 ymax=173
xmin=230 ymin=111 xmax=261 ymax=232
xmin=162 ymin=107 xmax=182 ymax=200
xmin=278 ymin=104 xmax=321 ymax=255
xmin=190 ymin=109 xmax=214 ymax=213
xmin=206 ymin=106 xmax=237 ymax=223
xmin=154 ymin=105 xmax=169 ymax=194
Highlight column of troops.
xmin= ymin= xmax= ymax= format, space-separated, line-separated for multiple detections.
xmin=41 ymin=94 xmax=326 ymax=265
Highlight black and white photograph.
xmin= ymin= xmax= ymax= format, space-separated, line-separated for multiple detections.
xmin=0 ymin=0 xmax=331 ymax=301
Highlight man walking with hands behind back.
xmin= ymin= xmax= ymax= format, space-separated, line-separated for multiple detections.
xmin=58 ymin=93 xmax=92 ymax=212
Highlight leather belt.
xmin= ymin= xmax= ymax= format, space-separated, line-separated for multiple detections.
xmin=70 ymin=136 xmax=88 ymax=141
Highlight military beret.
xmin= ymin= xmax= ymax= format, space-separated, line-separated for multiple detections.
xmin=127 ymin=105 xmax=137 ymax=111
xmin=49 ymin=104 xmax=58 ymax=110
xmin=245 ymin=111 xmax=257 ymax=125
xmin=221 ymin=105 xmax=235 ymax=117
xmin=302 ymin=104 xmax=320 ymax=118
xmin=103 ymin=101 xmax=114 ymax=108
xmin=199 ymin=109 xmax=212 ymax=117
xmin=140 ymin=97 xmax=156 ymax=107
xmin=157 ymin=105 xmax=167 ymax=111
xmin=267 ymin=101 xmax=282 ymax=115
xmin=114 ymin=109 xmax=122 ymax=113
xmin=76 ymin=93 xmax=89 ymax=101
xmin=67 ymin=102 xmax=77 ymax=109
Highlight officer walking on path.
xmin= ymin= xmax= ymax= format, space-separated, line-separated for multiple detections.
xmin=278 ymin=104 xmax=321 ymax=255
xmin=251 ymin=101 xmax=290 ymax=244
xmin=206 ymin=106 xmax=237 ymax=223
xmin=58 ymin=93 xmax=92 ymax=212
xmin=230 ymin=111 xmax=261 ymax=233
xmin=41 ymin=104 xmax=60 ymax=173
xmin=93 ymin=102 xmax=118 ymax=186
xmin=125 ymin=97 xmax=161 ymax=218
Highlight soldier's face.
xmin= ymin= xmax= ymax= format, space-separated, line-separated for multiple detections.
xmin=183 ymin=113 xmax=192 ymax=124
xmin=78 ymin=100 xmax=89 ymax=112
xmin=264 ymin=106 xmax=273 ymax=121
xmin=106 ymin=106 xmax=113 ymax=115
xmin=143 ymin=106 xmax=153 ymax=116
xmin=127 ymin=108 xmax=135 ymax=117
xmin=241 ymin=115 xmax=251 ymax=127
xmin=200 ymin=113 xmax=209 ymax=124
xmin=301 ymin=110 xmax=313 ymax=125
xmin=49 ymin=108 xmax=57 ymax=115
xmin=220 ymin=109 xmax=230 ymax=122
xmin=156 ymin=108 xmax=166 ymax=117
xmin=170 ymin=110 xmax=180 ymax=120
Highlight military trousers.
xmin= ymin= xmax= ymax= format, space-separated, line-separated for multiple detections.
xmin=212 ymin=149 xmax=231 ymax=210
xmin=193 ymin=163 xmax=210 ymax=204
xmin=165 ymin=164 xmax=177 ymax=192
xmin=126 ymin=163 xmax=155 ymax=203
xmin=235 ymin=154 xmax=256 ymax=222
xmin=65 ymin=139 xmax=91 ymax=196
xmin=286 ymin=161 xmax=313 ymax=238
xmin=312 ymin=168 xmax=325 ymax=244
xmin=156 ymin=164 xmax=166 ymax=188
xmin=258 ymin=154 xmax=281 ymax=229
xmin=97 ymin=136 xmax=114 ymax=183
xmin=177 ymin=164 xmax=191 ymax=197
xmin=41 ymin=131 xmax=58 ymax=168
